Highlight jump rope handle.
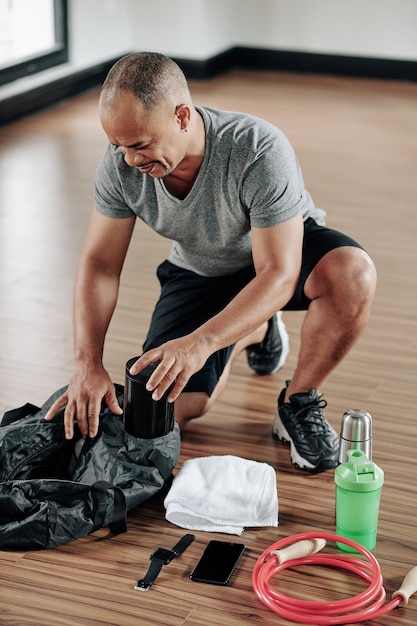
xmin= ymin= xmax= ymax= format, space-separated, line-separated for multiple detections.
xmin=392 ymin=566 xmax=417 ymax=606
xmin=270 ymin=538 xmax=327 ymax=565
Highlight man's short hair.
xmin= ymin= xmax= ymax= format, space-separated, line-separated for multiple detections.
xmin=101 ymin=52 xmax=189 ymax=109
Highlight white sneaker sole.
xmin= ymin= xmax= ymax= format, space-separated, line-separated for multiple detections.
xmin=270 ymin=312 xmax=290 ymax=374
xmin=273 ymin=413 xmax=316 ymax=470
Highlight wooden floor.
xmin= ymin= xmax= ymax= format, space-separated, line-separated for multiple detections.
xmin=0 ymin=69 xmax=417 ymax=625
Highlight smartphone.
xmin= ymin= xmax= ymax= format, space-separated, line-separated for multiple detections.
xmin=189 ymin=540 xmax=245 ymax=585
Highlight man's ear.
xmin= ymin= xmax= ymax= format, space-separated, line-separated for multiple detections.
xmin=175 ymin=104 xmax=190 ymax=132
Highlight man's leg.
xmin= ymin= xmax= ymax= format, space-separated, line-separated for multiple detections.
xmin=285 ymin=245 xmax=377 ymax=400
xmin=273 ymin=243 xmax=377 ymax=472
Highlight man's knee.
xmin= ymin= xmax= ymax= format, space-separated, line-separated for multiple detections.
xmin=306 ymin=246 xmax=377 ymax=305
xmin=338 ymin=247 xmax=377 ymax=304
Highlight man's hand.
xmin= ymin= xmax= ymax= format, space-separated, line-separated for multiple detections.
xmin=129 ymin=335 xmax=211 ymax=403
xmin=44 ymin=363 xmax=123 ymax=440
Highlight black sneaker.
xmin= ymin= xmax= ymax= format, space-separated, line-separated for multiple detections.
xmin=246 ymin=312 xmax=290 ymax=375
xmin=273 ymin=381 xmax=339 ymax=472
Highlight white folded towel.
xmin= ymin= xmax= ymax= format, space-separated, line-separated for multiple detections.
xmin=164 ymin=455 xmax=278 ymax=535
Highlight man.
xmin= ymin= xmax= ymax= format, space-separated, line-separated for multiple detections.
xmin=45 ymin=52 xmax=377 ymax=473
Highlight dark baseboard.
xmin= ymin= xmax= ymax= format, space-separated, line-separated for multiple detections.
xmin=1 ymin=47 xmax=416 ymax=124
xmin=231 ymin=47 xmax=417 ymax=82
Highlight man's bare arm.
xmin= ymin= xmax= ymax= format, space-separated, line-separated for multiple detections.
xmin=130 ymin=213 xmax=304 ymax=401
xmin=45 ymin=210 xmax=136 ymax=439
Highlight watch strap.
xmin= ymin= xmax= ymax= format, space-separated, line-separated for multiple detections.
xmin=171 ymin=533 xmax=195 ymax=558
xmin=135 ymin=533 xmax=194 ymax=591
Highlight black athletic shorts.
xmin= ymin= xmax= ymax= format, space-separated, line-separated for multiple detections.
xmin=143 ymin=218 xmax=365 ymax=396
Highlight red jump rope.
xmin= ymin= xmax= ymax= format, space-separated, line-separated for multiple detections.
xmin=252 ymin=531 xmax=417 ymax=625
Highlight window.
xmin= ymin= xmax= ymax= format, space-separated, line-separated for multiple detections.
xmin=0 ymin=0 xmax=68 ymax=87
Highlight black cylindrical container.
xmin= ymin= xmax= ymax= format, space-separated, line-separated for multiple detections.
xmin=124 ymin=357 xmax=175 ymax=438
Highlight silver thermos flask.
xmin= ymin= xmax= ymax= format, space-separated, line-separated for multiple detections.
xmin=338 ymin=409 xmax=372 ymax=464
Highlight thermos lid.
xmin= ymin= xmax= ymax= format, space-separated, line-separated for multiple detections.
xmin=335 ymin=449 xmax=384 ymax=492
xmin=340 ymin=409 xmax=372 ymax=442
xmin=125 ymin=357 xmax=158 ymax=382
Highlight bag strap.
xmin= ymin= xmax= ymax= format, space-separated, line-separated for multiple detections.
xmin=1 ymin=403 xmax=41 ymax=427
xmin=91 ymin=481 xmax=127 ymax=535
xmin=89 ymin=449 xmax=174 ymax=537
xmin=148 ymin=448 xmax=174 ymax=481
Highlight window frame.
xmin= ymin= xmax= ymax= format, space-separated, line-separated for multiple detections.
xmin=0 ymin=0 xmax=68 ymax=87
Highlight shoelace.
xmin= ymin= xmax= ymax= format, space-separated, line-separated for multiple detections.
xmin=292 ymin=394 xmax=330 ymax=436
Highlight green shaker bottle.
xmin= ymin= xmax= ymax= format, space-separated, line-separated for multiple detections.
xmin=335 ymin=449 xmax=384 ymax=552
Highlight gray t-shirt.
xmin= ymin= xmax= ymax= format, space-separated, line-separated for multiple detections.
xmin=94 ymin=106 xmax=325 ymax=277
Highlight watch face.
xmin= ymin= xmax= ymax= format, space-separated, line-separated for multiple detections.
xmin=152 ymin=548 xmax=175 ymax=564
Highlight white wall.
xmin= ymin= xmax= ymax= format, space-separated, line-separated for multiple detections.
xmin=2 ymin=0 xmax=416 ymax=100
xmin=127 ymin=0 xmax=236 ymax=60
xmin=69 ymin=0 xmax=131 ymax=67
xmin=234 ymin=0 xmax=417 ymax=61
xmin=129 ymin=0 xmax=417 ymax=62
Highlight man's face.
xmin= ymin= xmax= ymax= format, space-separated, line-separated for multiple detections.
xmin=99 ymin=90 xmax=185 ymax=178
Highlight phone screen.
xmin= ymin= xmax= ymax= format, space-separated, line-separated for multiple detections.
xmin=189 ymin=540 xmax=245 ymax=585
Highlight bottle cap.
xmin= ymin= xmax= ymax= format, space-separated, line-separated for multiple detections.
xmin=335 ymin=449 xmax=384 ymax=492
xmin=125 ymin=357 xmax=158 ymax=383
xmin=339 ymin=409 xmax=372 ymax=463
